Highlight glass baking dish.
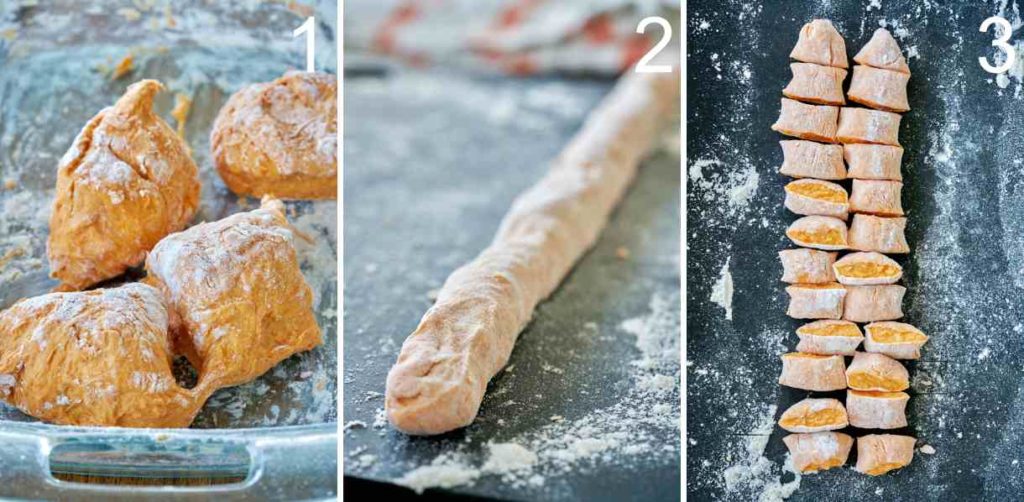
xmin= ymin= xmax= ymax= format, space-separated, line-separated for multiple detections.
xmin=0 ymin=0 xmax=338 ymax=497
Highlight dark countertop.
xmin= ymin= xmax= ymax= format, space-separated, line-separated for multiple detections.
xmin=688 ymin=1 xmax=1024 ymax=500
xmin=343 ymin=68 xmax=680 ymax=500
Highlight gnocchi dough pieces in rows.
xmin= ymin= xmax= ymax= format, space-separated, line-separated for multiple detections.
xmin=778 ymin=398 xmax=848 ymax=433
xmin=864 ymin=321 xmax=929 ymax=360
xmin=855 ymin=29 xmax=911 ymax=75
xmin=847 ymin=352 xmax=909 ymax=392
xmin=837 ymin=107 xmax=901 ymax=146
xmin=786 ymin=283 xmax=846 ymax=319
xmin=849 ymin=214 xmax=909 ymax=253
xmin=783 ymin=432 xmax=854 ymax=473
xmin=778 ymin=353 xmax=846 ymax=391
xmin=848 ymin=65 xmax=910 ymax=112
xmin=845 ymin=144 xmax=903 ymax=181
xmin=772 ymin=99 xmax=838 ymax=143
xmin=847 ymin=390 xmax=909 ymax=429
xmin=833 ymin=252 xmax=902 ymax=285
xmin=780 ymin=140 xmax=846 ymax=180
xmin=779 ymin=249 xmax=836 ymax=284
xmin=856 ymin=434 xmax=915 ymax=476
xmin=796 ymin=320 xmax=863 ymax=355
xmin=849 ymin=180 xmax=903 ymax=216
xmin=785 ymin=179 xmax=848 ymax=219
xmin=790 ymin=19 xmax=848 ymax=69
xmin=783 ymin=63 xmax=846 ymax=105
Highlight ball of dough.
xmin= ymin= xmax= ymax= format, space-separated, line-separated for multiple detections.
xmin=48 ymin=79 xmax=201 ymax=291
xmin=211 ymin=71 xmax=337 ymax=199
xmin=0 ymin=283 xmax=204 ymax=427
xmin=144 ymin=197 xmax=322 ymax=389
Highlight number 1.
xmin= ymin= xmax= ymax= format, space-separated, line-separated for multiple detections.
xmin=293 ymin=16 xmax=315 ymax=72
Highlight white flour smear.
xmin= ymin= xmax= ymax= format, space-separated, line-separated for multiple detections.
xmin=721 ymin=405 xmax=802 ymax=502
xmin=710 ymin=258 xmax=734 ymax=320
xmin=394 ymin=291 xmax=680 ymax=494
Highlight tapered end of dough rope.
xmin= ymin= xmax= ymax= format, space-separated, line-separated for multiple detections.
xmin=384 ymin=335 xmax=483 ymax=436
xmin=116 ymin=79 xmax=165 ymax=115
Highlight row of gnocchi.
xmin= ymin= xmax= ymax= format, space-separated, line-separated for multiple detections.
xmin=772 ymin=20 xmax=920 ymax=477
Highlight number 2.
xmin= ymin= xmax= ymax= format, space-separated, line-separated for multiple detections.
xmin=635 ymin=17 xmax=673 ymax=73
xmin=980 ymin=16 xmax=1015 ymax=74
xmin=293 ymin=16 xmax=316 ymax=72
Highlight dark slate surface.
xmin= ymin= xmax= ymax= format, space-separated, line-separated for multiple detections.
xmin=688 ymin=1 xmax=1024 ymax=500
xmin=343 ymin=69 xmax=680 ymax=500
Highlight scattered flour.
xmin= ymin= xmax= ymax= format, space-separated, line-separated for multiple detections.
xmin=721 ymin=405 xmax=801 ymax=501
xmin=710 ymin=258 xmax=734 ymax=320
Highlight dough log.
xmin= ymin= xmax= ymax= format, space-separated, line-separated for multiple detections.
xmin=384 ymin=70 xmax=679 ymax=436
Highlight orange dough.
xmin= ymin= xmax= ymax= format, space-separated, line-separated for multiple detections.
xmin=0 ymin=284 xmax=206 ymax=427
xmin=211 ymin=71 xmax=338 ymax=199
xmin=144 ymin=197 xmax=322 ymax=390
xmin=837 ymin=107 xmax=902 ymax=146
xmin=48 ymin=79 xmax=200 ymax=291
xmin=780 ymin=140 xmax=847 ymax=179
xmin=854 ymin=28 xmax=910 ymax=75
xmin=848 ymin=65 xmax=910 ymax=112
xmin=772 ymin=98 xmax=839 ymax=142
xmin=789 ymin=19 xmax=849 ymax=68
xmin=844 ymin=143 xmax=903 ymax=181
xmin=783 ymin=63 xmax=847 ymax=105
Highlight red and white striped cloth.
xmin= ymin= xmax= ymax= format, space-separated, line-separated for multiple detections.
xmin=347 ymin=0 xmax=678 ymax=76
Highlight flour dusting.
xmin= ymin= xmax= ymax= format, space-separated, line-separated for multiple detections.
xmin=710 ymin=258 xmax=734 ymax=320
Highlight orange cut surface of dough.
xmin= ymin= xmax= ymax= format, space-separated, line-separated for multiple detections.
xmin=800 ymin=323 xmax=861 ymax=337
xmin=803 ymin=458 xmax=846 ymax=472
xmin=779 ymin=409 xmax=846 ymax=429
xmin=784 ymin=352 xmax=835 ymax=359
xmin=788 ymin=229 xmax=845 ymax=245
xmin=792 ymin=283 xmax=845 ymax=290
xmin=869 ymin=326 xmax=927 ymax=343
xmin=848 ymin=372 xmax=907 ymax=391
xmin=835 ymin=262 xmax=900 ymax=279
xmin=849 ymin=390 xmax=906 ymax=399
xmin=786 ymin=182 xmax=847 ymax=203
xmin=865 ymin=462 xmax=906 ymax=476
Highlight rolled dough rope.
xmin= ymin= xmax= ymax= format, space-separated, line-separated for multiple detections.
xmin=384 ymin=70 xmax=680 ymax=436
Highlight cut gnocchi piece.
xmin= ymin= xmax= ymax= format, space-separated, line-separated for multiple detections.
xmin=779 ymin=249 xmax=837 ymax=284
xmin=843 ymin=285 xmax=905 ymax=322
xmin=844 ymin=144 xmax=903 ymax=181
xmin=864 ymin=322 xmax=929 ymax=360
xmin=779 ymin=398 xmax=849 ymax=433
xmin=779 ymin=352 xmax=847 ymax=391
xmin=846 ymin=390 xmax=909 ymax=429
xmin=785 ymin=179 xmax=849 ymax=219
xmin=848 ymin=214 xmax=909 ymax=254
xmin=786 ymin=283 xmax=847 ymax=320
xmin=780 ymin=140 xmax=847 ymax=180
xmin=847 ymin=66 xmax=910 ymax=112
xmin=789 ymin=19 xmax=849 ymax=69
xmin=832 ymin=252 xmax=903 ymax=285
xmin=786 ymin=215 xmax=848 ymax=250
xmin=846 ymin=352 xmax=909 ymax=392
xmin=849 ymin=180 xmax=903 ymax=216
xmin=783 ymin=63 xmax=847 ymax=105
xmin=796 ymin=320 xmax=864 ymax=356
xmin=856 ymin=434 xmax=916 ymax=476
xmin=854 ymin=28 xmax=910 ymax=75
xmin=772 ymin=98 xmax=839 ymax=143
xmin=783 ymin=432 xmax=854 ymax=473
xmin=837 ymin=107 xmax=901 ymax=146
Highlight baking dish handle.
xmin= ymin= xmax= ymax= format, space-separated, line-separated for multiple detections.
xmin=0 ymin=424 xmax=337 ymax=501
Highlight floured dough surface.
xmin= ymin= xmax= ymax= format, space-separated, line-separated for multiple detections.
xmin=211 ymin=71 xmax=337 ymax=199
xmin=48 ymin=79 xmax=201 ymax=291
xmin=0 ymin=283 xmax=203 ymax=427
xmin=144 ymin=197 xmax=322 ymax=390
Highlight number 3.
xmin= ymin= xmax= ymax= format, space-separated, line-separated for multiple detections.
xmin=980 ymin=16 xmax=1015 ymax=74
xmin=636 ymin=17 xmax=673 ymax=73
